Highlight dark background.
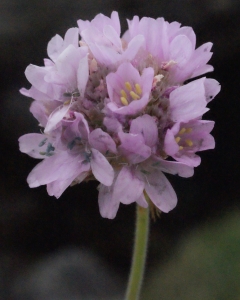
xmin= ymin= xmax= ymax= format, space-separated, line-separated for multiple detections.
xmin=1 ymin=1 xmax=240 ymax=299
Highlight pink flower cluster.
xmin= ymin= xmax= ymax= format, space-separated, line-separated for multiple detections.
xmin=19 ymin=12 xmax=220 ymax=218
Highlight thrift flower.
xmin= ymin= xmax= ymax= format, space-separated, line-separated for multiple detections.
xmin=19 ymin=12 xmax=220 ymax=219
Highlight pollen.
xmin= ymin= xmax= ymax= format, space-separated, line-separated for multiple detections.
xmin=130 ymin=91 xmax=140 ymax=100
xmin=179 ymin=146 xmax=183 ymax=150
xmin=125 ymin=82 xmax=132 ymax=91
xmin=185 ymin=139 xmax=193 ymax=147
xmin=178 ymin=127 xmax=186 ymax=135
xmin=64 ymin=99 xmax=71 ymax=105
xmin=120 ymin=89 xmax=127 ymax=98
xmin=121 ymin=97 xmax=129 ymax=106
xmin=185 ymin=128 xmax=192 ymax=133
xmin=175 ymin=136 xmax=181 ymax=143
xmin=135 ymin=83 xmax=142 ymax=95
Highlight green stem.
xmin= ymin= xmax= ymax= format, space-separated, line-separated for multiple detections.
xmin=125 ymin=202 xmax=150 ymax=300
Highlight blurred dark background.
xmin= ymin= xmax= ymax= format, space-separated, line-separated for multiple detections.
xmin=1 ymin=1 xmax=240 ymax=299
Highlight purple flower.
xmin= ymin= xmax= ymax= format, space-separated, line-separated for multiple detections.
xmin=123 ymin=16 xmax=214 ymax=83
xmin=78 ymin=12 xmax=144 ymax=67
xmin=19 ymin=113 xmax=116 ymax=197
xmin=98 ymin=158 xmax=194 ymax=219
xmin=19 ymin=11 xmax=220 ymax=218
xmin=106 ymin=62 xmax=154 ymax=115
xmin=164 ymin=120 xmax=215 ymax=167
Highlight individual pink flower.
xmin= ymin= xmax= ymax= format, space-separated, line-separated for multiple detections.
xmin=78 ymin=11 xmax=144 ymax=67
xmin=98 ymin=157 xmax=194 ymax=219
xmin=19 ymin=113 xmax=116 ymax=198
xmin=106 ymin=62 xmax=154 ymax=115
xmin=164 ymin=120 xmax=215 ymax=167
xmin=123 ymin=16 xmax=214 ymax=83
xmin=21 ymin=29 xmax=89 ymax=132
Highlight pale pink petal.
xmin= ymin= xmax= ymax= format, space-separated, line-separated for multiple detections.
xmin=90 ymin=148 xmax=114 ymax=186
xmin=77 ymin=55 xmax=89 ymax=96
xmin=47 ymin=171 xmax=88 ymax=198
xmin=169 ymin=77 xmax=208 ymax=122
xmin=89 ymin=128 xmax=117 ymax=154
xmin=204 ymin=78 xmax=221 ymax=103
xmin=156 ymin=158 xmax=194 ymax=178
xmin=47 ymin=34 xmax=63 ymax=61
xmin=113 ymin=166 xmax=145 ymax=204
xmin=136 ymin=194 xmax=148 ymax=208
xmin=44 ymin=103 xmax=71 ymax=133
xmin=169 ymin=35 xmax=193 ymax=67
xmin=145 ymin=170 xmax=177 ymax=213
xmin=164 ymin=129 xmax=180 ymax=156
xmin=27 ymin=152 xmax=87 ymax=188
xmin=20 ymin=86 xmax=51 ymax=101
xmin=130 ymin=115 xmax=158 ymax=147
xmin=19 ymin=133 xmax=50 ymax=159
xmin=122 ymin=34 xmax=145 ymax=61
xmin=118 ymin=132 xmax=151 ymax=164
xmin=103 ymin=25 xmax=122 ymax=49
xmin=98 ymin=184 xmax=120 ymax=219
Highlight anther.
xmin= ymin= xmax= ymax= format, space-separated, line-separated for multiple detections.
xmin=175 ymin=136 xmax=181 ymax=143
xmin=135 ymin=84 xmax=142 ymax=95
xmin=130 ymin=91 xmax=140 ymax=100
xmin=185 ymin=128 xmax=192 ymax=133
xmin=185 ymin=139 xmax=193 ymax=147
xmin=125 ymin=82 xmax=132 ymax=91
xmin=64 ymin=99 xmax=71 ymax=105
xmin=120 ymin=89 xmax=127 ymax=98
xmin=120 ymin=97 xmax=129 ymax=106
xmin=179 ymin=146 xmax=183 ymax=150
xmin=179 ymin=128 xmax=186 ymax=135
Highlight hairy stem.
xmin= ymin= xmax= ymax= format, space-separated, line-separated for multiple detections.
xmin=125 ymin=202 xmax=150 ymax=300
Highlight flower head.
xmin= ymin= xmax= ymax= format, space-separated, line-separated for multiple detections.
xmin=19 ymin=12 xmax=220 ymax=218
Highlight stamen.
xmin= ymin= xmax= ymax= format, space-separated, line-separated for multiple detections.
xmin=120 ymin=89 xmax=127 ymax=98
xmin=179 ymin=146 xmax=183 ymax=150
xmin=179 ymin=128 xmax=186 ymax=135
xmin=185 ymin=139 xmax=193 ymax=147
xmin=64 ymin=99 xmax=71 ymax=105
xmin=130 ymin=91 xmax=140 ymax=100
xmin=120 ymin=97 xmax=129 ymax=106
xmin=185 ymin=128 xmax=192 ymax=133
xmin=175 ymin=136 xmax=181 ymax=143
xmin=125 ymin=82 xmax=132 ymax=91
xmin=135 ymin=84 xmax=142 ymax=95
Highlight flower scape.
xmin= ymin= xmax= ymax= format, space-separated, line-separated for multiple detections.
xmin=19 ymin=12 xmax=220 ymax=219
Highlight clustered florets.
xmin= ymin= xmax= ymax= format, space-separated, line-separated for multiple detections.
xmin=19 ymin=12 xmax=220 ymax=218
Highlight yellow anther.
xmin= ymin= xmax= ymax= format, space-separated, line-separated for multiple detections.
xmin=185 ymin=128 xmax=192 ymax=133
xmin=179 ymin=146 xmax=183 ymax=150
xmin=125 ymin=82 xmax=132 ymax=91
xmin=135 ymin=83 xmax=142 ymax=95
xmin=130 ymin=91 xmax=140 ymax=100
xmin=120 ymin=89 xmax=127 ymax=98
xmin=179 ymin=127 xmax=186 ymax=135
xmin=120 ymin=97 xmax=129 ymax=106
xmin=64 ymin=100 xmax=71 ymax=105
xmin=185 ymin=139 xmax=193 ymax=147
xmin=175 ymin=136 xmax=181 ymax=143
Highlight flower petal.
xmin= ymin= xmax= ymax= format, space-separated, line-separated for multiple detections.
xmin=113 ymin=166 xmax=145 ymax=204
xmin=89 ymin=128 xmax=117 ymax=154
xmin=130 ymin=114 xmax=158 ymax=147
xmin=98 ymin=184 xmax=120 ymax=219
xmin=118 ymin=132 xmax=151 ymax=164
xmin=90 ymin=148 xmax=114 ymax=186
xmin=145 ymin=170 xmax=177 ymax=213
